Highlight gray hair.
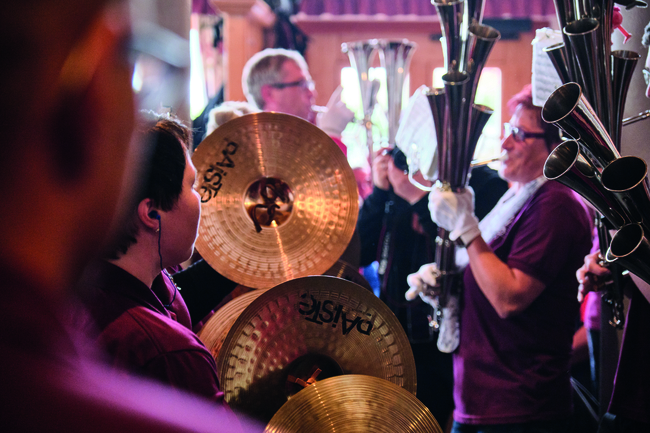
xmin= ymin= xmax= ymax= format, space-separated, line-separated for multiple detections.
xmin=241 ymin=48 xmax=310 ymax=109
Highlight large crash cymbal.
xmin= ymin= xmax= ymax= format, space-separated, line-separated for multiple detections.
xmin=217 ymin=276 xmax=416 ymax=422
xmin=265 ymin=375 xmax=442 ymax=433
xmin=192 ymin=112 xmax=359 ymax=289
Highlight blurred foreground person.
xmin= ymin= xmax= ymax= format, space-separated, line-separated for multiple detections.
xmin=408 ymin=85 xmax=592 ymax=432
xmin=0 ymin=0 xmax=258 ymax=430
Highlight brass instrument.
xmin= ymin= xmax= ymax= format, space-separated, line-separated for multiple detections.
xmin=341 ymin=39 xmax=417 ymax=164
xmin=420 ymin=0 xmax=499 ymax=341
xmin=341 ymin=40 xmax=379 ymax=163
xmin=542 ymin=0 xmax=649 ymax=329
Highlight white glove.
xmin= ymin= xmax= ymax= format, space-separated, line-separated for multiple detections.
xmin=317 ymin=86 xmax=354 ymax=137
xmin=405 ymin=263 xmax=440 ymax=302
xmin=437 ymin=294 xmax=460 ymax=353
xmin=428 ymin=186 xmax=481 ymax=246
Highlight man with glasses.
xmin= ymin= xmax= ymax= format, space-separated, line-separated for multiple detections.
xmin=242 ymin=48 xmax=354 ymax=155
xmin=0 ymin=0 xmax=257 ymax=430
xmin=407 ymin=84 xmax=592 ymax=432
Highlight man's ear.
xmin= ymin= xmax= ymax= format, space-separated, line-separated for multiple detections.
xmin=260 ymin=84 xmax=274 ymax=109
xmin=138 ymin=199 xmax=160 ymax=232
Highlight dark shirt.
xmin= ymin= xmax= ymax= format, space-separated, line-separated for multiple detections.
xmin=80 ymin=260 xmax=225 ymax=402
xmin=608 ymin=288 xmax=650 ymax=424
xmin=1 ymin=274 xmax=257 ymax=432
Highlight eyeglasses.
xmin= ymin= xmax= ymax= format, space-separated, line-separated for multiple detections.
xmin=643 ymin=68 xmax=650 ymax=86
xmin=269 ymin=79 xmax=315 ymax=91
xmin=503 ymin=123 xmax=546 ymax=143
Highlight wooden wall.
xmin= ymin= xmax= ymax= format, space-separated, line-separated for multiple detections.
xmin=294 ymin=16 xmax=553 ymax=127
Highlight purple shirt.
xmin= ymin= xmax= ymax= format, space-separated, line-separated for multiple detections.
xmin=80 ymin=260 xmax=225 ymax=403
xmin=454 ymin=181 xmax=592 ymax=424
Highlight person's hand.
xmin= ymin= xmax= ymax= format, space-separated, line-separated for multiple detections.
xmin=576 ymin=251 xmax=611 ymax=301
xmin=428 ymin=186 xmax=480 ymax=245
xmin=372 ymin=149 xmax=391 ymax=190
xmin=388 ymin=160 xmax=429 ymax=204
xmin=405 ymin=263 xmax=440 ymax=303
xmin=317 ymin=86 xmax=354 ymax=137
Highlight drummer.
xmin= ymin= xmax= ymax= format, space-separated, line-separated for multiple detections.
xmin=408 ymin=84 xmax=592 ymax=432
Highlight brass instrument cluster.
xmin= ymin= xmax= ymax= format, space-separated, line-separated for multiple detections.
xmin=424 ymin=0 xmax=500 ymax=335
xmin=542 ymin=0 xmax=649 ymax=327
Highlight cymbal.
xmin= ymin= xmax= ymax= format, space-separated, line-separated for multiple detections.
xmin=265 ymin=375 xmax=442 ymax=433
xmin=217 ymin=276 xmax=416 ymax=422
xmin=323 ymin=260 xmax=373 ymax=292
xmin=192 ymin=112 xmax=359 ymax=289
xmin=196 ymin=289 xmax=267 ymax=362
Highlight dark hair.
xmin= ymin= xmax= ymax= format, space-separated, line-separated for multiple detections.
xmin=506 ymin=84 xmax=561 ymax=151
xmin=107 ymin=112 xmax=191 ymax=258
xmin=643 ymin=21 xmax=650 ymax=48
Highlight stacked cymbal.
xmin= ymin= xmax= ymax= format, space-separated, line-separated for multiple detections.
xmin=192 ymin=112 xmax=359 ymax=290
xmin=266 ymin=375 xmax=442 ymax=433
xmin=217 ymin=276 xmax=416 ymax=423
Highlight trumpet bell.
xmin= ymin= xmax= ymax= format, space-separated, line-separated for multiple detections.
xmin=544 ymin=139 xmax=626 ymax=229
xmin=601 ymin=156 xmax=650 ymax=234
xmin=542 ymin=82 xmax=619 ymax=168
xmin=606 ymin=223 xmax=650 ymax=287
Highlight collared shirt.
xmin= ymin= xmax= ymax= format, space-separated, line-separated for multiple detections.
xmin=79 ymin=260 xmax=225 ymax=402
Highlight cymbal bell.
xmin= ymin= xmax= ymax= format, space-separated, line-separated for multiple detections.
xmin=192 ymin=112 xmax=359 ymax=289
xmin=265 ymin=375 xmax=442 ymax=433
xmin=217 ymin=276 xmax=416 ymax=423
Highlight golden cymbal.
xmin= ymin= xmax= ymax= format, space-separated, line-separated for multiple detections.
xmin=323 ymin=260 xmax=373 ymax=292
xmin=217 ymin=276 xmax=416 ymax=423
xmin=265 ymin=375 xmax=442 ymax=433
xmin=192 ymin=112 xmax=359 ymax=289
xmin=197 ymin=289 xmax=268 ymax=362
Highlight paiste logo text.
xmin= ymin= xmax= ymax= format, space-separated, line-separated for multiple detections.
xmin=297 ymin=294 xmax=373 ymax=336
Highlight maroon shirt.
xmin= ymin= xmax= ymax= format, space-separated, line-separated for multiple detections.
xmin=1 ymin=275 xmax=259 ymax=432
xmin=454 ymin=181 xmax=592 ymax=424
xmin=79 ymin=260 xmax=225 ymax=402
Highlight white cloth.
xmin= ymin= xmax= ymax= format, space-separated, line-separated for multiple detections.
xmin=455 ymin=176 xmax=547 ymax=268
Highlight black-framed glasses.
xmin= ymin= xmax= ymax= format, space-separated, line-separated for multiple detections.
xmin=504 ymin=122 xmax=546 ymax=143
xmin=643 ymin=68 xmax=650 ymax=86
xmin=269 ymin=79 xmax=314 ymax=91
